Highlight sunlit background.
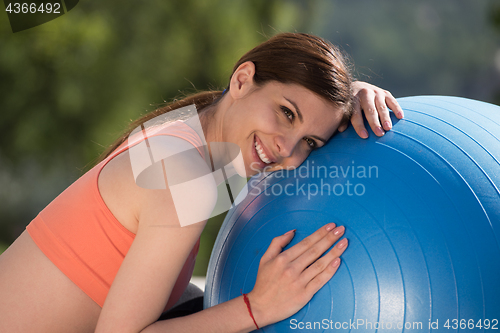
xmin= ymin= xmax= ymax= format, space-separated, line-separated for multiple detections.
xmin=1 ymin=0 xmax=499 ymax=277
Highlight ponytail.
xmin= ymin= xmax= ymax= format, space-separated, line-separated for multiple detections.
xmin=92 ymin=32 xmax=353 ymax=169
xmin=94 ymin=90 xmax=223 ymax=166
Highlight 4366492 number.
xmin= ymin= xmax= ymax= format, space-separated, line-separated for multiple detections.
xmin=5 ymin=3 xmax=61 ymax=14
xmin=444 ymin=319 xmax=498 ymax=330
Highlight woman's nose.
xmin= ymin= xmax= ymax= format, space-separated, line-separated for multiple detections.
xmin=275 ymin=135 xmax=298 ymax=158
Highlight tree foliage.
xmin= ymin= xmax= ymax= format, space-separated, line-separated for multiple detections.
xmin=0 ymin=0 xmax=306 ymax=251
xmin=1 ymin=0 xmax=498 ymax=274
xmin=313 ymin=0 xmax=500 ymax=103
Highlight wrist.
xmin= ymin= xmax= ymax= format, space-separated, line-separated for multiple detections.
xmin=242 ymin=293 xmax=259 ymax=331
xmin=245 ymin=291 xmax=271 ymax=329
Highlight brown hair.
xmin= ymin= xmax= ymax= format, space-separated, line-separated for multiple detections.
xmin=95 ymin=32 xmax=352 ymax=164
xmin=231 ymin=32 xmax=353 ymax=118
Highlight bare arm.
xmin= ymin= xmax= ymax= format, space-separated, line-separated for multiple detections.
xmin=95 ymin=192 xmax=346 ymax=332
xmin=94 ymin=143 xmax=260 ymax=332
xmin=142 ymin=222 xmax=347 ymax=333
xmin=141 ymin=295 xmax=258 ymax=333
xmin=94 ymin=138 xmax=347 ymax=332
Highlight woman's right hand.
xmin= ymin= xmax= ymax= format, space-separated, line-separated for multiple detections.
xmin=246 ymin=223 xmax=348 ymax=327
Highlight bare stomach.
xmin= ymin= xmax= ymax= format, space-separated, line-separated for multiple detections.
xmin=0 ymin=230 xmax=101 ymax=333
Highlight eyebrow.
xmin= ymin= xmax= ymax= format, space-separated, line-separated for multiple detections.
xmin=284 ymin=97 xmax=328 ymax=145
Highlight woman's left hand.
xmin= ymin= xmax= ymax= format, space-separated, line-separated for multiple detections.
xmin=338 ymin=81 xmax=404 ymax=138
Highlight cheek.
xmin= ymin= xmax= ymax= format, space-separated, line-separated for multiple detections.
xmin=260 ymin=113 xmax=281 ymax=132
xmin=239 ymin=107 xmax=279 ymax=137
xmin=279 ymin=148 xmax=311 ymax=170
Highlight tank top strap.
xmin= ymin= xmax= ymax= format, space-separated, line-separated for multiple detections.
xmin=106 ymin=120 xmax=206 ymax=164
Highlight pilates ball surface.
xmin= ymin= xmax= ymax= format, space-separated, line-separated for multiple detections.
xmin=204 ymin=96 xmax=500 ymax=332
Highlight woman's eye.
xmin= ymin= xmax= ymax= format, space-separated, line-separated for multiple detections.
xmin=304 ymin=137 xmax=316 ymax=149
xmin=281 ymin=106 xmax=294 ymax=122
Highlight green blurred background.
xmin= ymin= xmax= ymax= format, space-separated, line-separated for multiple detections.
xmin=0 ymin=0 xmax=499 ymax=276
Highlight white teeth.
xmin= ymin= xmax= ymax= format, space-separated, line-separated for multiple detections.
xmin=255 ymin=140 xmax=271 ymax=164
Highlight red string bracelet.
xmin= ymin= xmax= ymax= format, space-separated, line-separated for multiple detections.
xmin=241 ymin=291 xmax=259 ymax=330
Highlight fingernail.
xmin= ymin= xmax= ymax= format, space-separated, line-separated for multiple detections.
xmin=384 ymin=121 xmax=392 ymax=130
xmin=284 ymin=229 xmax=296 ymax=235
xmin=336 ymin=238 xmax=348 ymax=249
xmin=361 ymin=130 xmax=368 ymax=138
xmin=377 ymin=127 xmax=385 ymax=136
xmin=333 ymin=226 xmax=345 ymax=236
xmin=325 ymin=223 xmax=336 ymax=231
xmin=331 ymin=258 xmax=341 ymax=268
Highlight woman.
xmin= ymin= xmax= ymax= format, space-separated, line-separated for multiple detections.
xmin=0 ymin=33 xmax=403 ymax=332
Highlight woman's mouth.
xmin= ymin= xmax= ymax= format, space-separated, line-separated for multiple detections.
xmin=252 ymin=135 xmax=276 ymax=170
xmin=254 ymin=139 xmax=271 ymax=164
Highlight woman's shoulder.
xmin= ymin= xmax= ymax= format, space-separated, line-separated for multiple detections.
xmin=99 ymin=134 xmax=217 ymax=232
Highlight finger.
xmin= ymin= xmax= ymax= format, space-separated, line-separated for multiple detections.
xmin=305 ymin=257 xmax=342 ymax=295
xmin=282 ymin=223 xmax=336 ymax=261
xmin=385 ymin=92 xmax=404 ymax=119
xmin=359 ymin=89 xmax=385 ymax=137
xmin=301 ymin=237 xmax=348 ymax=283
xmin=350 ymin=97 xmax=369 ymax=139
xmin=260 ymin=229 xmax=296 ymax=263
xmin=293 ymin=226 xmax=345 ymax=271
xmin=375 ymin=92 xmax=393 ymax=132
xmin=337 ymin=123 xmax=348 ymax=133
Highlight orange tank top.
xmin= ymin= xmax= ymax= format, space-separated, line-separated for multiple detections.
xmin=26 ymin=120 xmax=205 ymax=311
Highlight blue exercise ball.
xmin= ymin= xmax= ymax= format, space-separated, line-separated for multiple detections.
xmin=204 ymin=96 xmax=500 ymax=332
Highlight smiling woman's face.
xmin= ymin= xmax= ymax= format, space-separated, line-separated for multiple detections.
xmin=219 ymin=80 xmax=344 ymax=176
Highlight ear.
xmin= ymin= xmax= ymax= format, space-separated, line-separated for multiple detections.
xmin=229 ymin=61 xmax=256 ymax=99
